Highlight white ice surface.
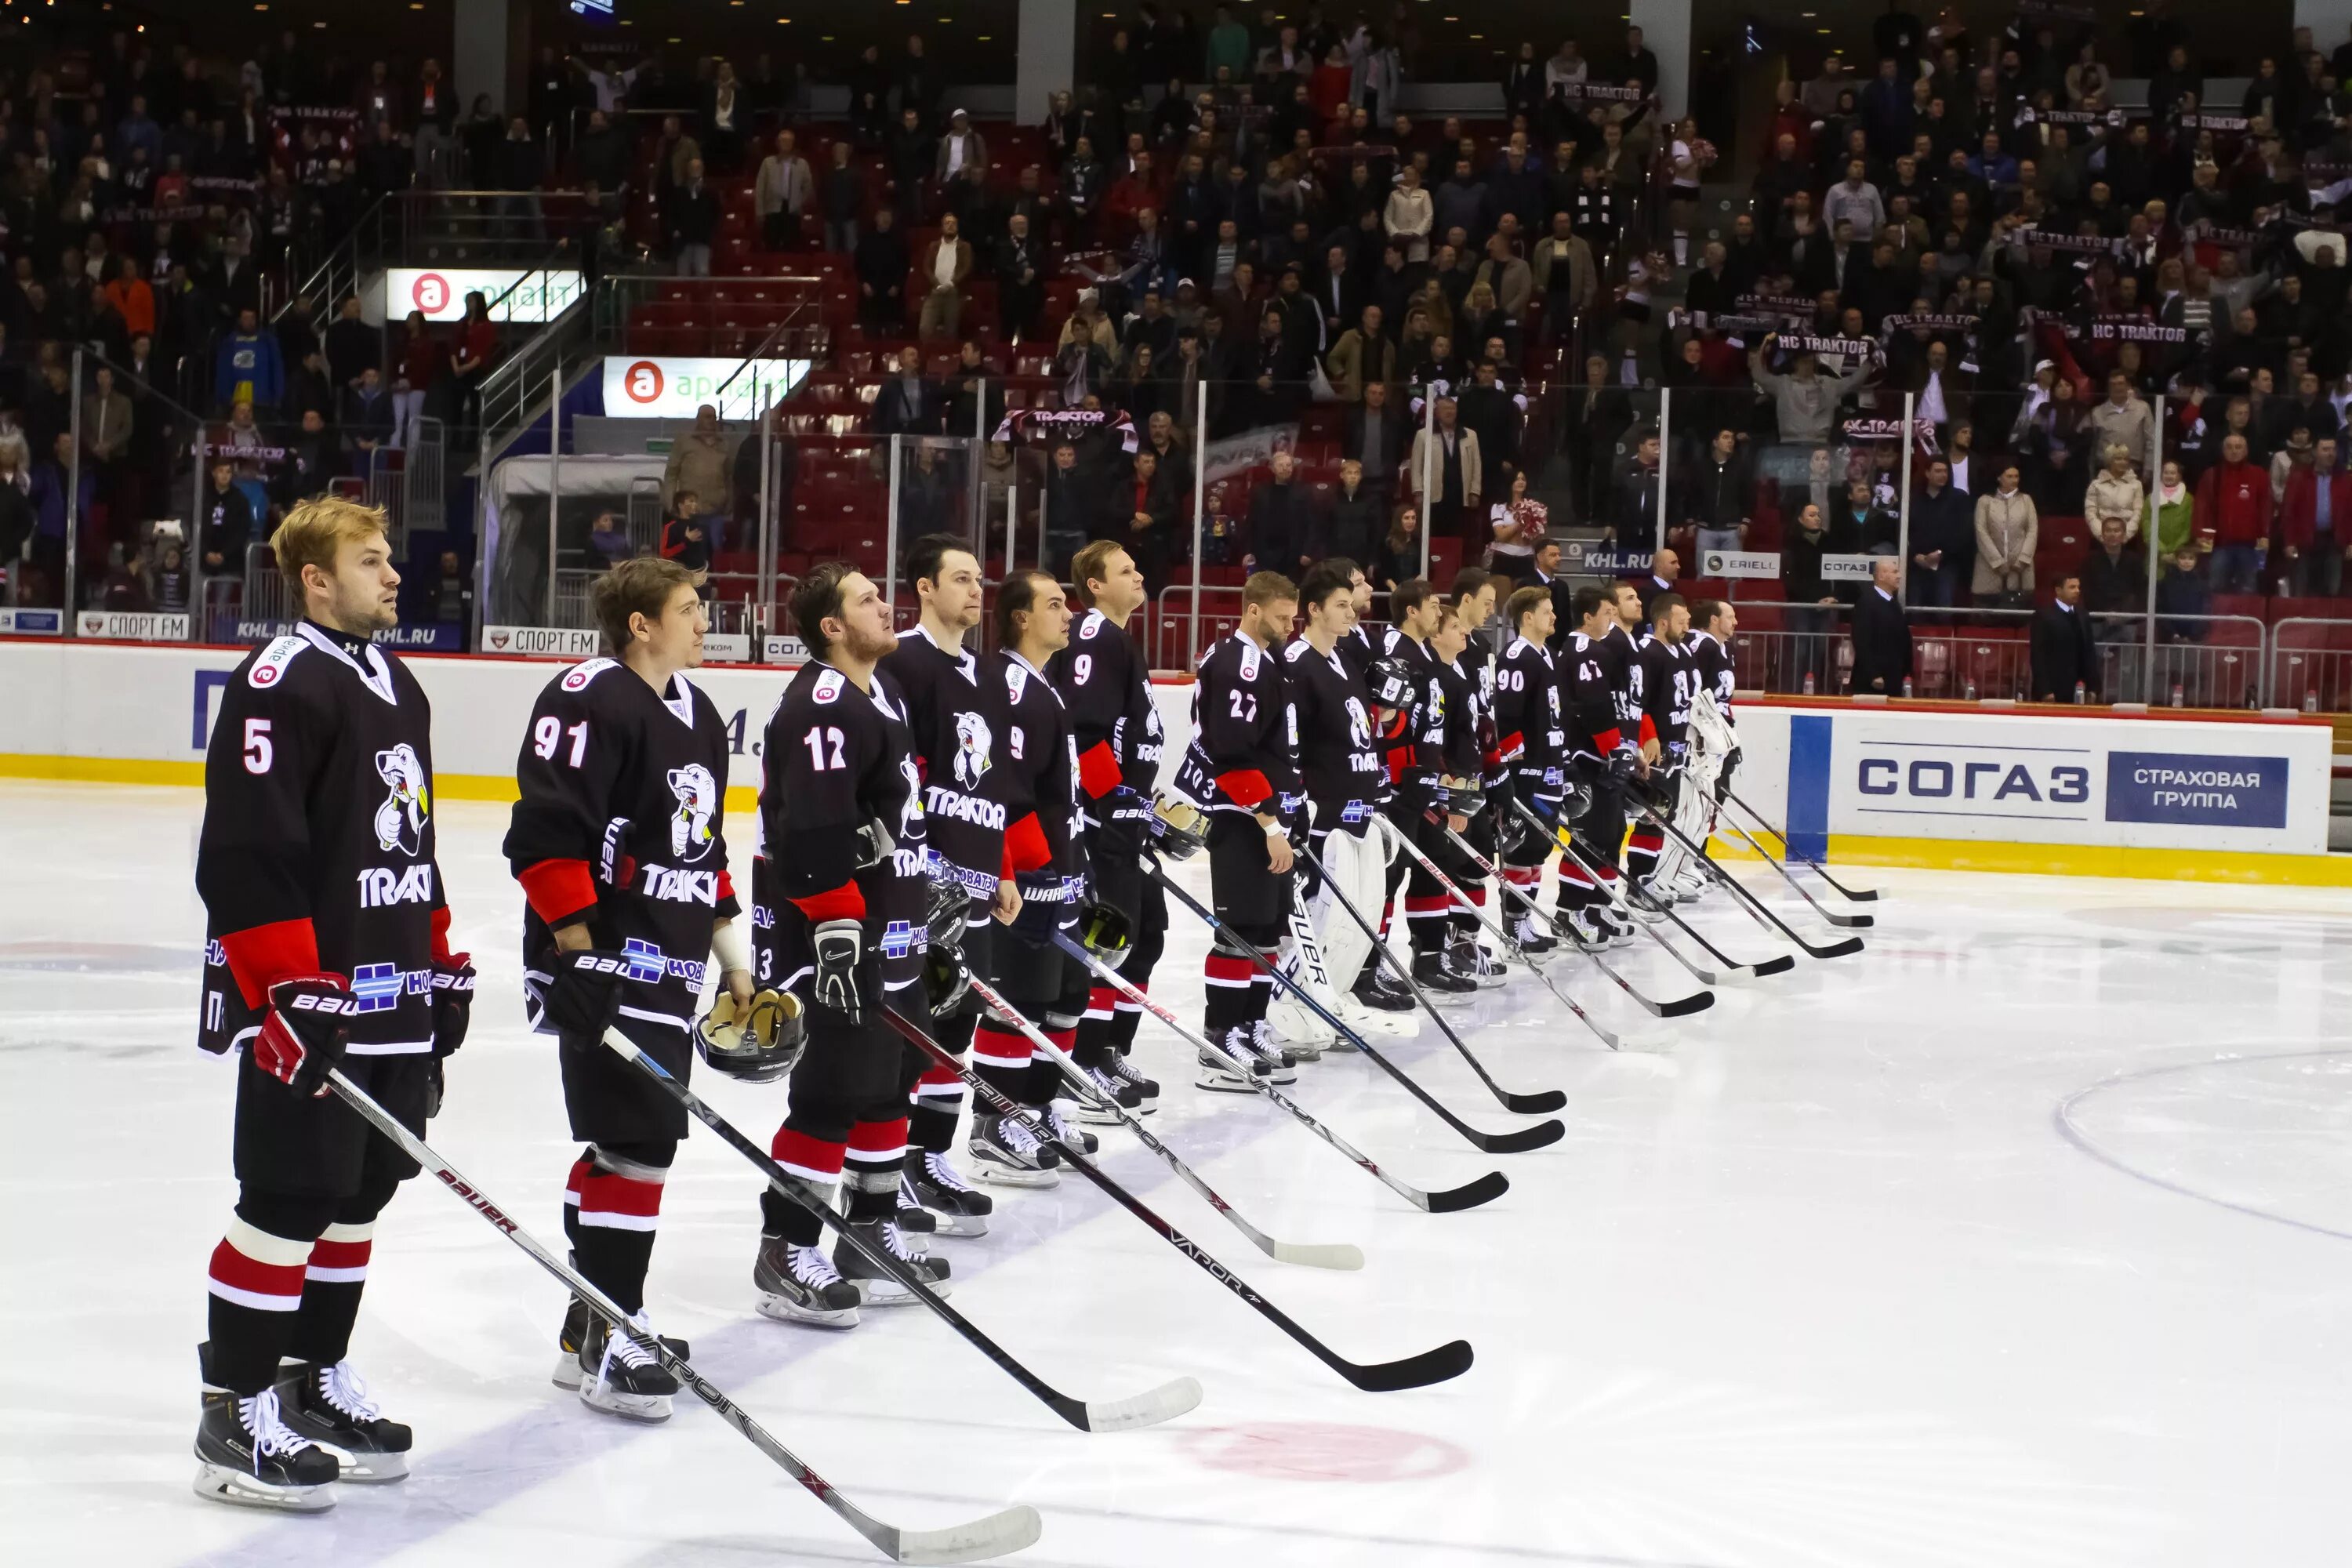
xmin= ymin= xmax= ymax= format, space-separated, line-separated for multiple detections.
xmin=5 ymin=779 xmax=2352 ymax=1567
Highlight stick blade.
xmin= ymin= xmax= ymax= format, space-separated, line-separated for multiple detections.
xmin=1808 ymin=935 xmax=1867 ymax=959
xmin=884 ymin=1504 xmax=1046 ymax=1564
xmin=1824 ymin=910 xmax=1875 ymax=928
xmin=1468 ymin=1118 xmax=1565 ymax=1154
xmin=1078 ymin=1374 xmax=1204 ymax=1433
xmin=1418 ymin=1169 xmax=1510 ymax=1212
xmin=1338 ymin=1337 xmax=1476 ymax=1392
xmin=1752 ymin=953 xmax=1798 ymax=976
xmin=1498 ymin=1087 xmax=1568 ymax=1114
xmin=1650 ymin=987 xmax=1715 ymax=1019
xmin=1269 ymin=1240 xmax=1367 ymax=1270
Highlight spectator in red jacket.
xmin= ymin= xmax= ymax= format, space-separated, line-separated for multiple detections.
xmin=2280 ymin=435 xmax=2352 ymax=598
xmin=2193 ymin=432 xmax=2272 ymax=594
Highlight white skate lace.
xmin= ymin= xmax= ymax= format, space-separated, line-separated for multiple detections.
xmin=921 ymin=1151 xmax=979 ymax=1194
xmin=1086 ymin=1065 xmax=1127 ymax=1102
xmin=789 ymin=1242 xmax=847 ymax=1289
xmin=238 ymin=1388 xmax=318 ymax=1472
xmin=997 ymin=1113 xmax=1048 ymax=1160
xmin=598 ymin=1312 xmax=662 ymax=1386
xmin=1043 ymin=1105 xmax=1086 ymax=1146
xmin=1110 ymin=1056 xmax=1152 ymax=1088
xmin=318 ymin=1360 xmax=383 ymax=1422
xmin=874 ymin=1221 xmax=919 ymax=1262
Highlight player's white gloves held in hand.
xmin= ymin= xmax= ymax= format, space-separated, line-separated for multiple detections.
xmin=812 ymin=919 xmax=866 ymax=1024
xmin=256 ymin=975 xmax=358 ymax=1097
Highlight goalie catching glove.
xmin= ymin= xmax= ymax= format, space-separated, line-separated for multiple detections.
xmin=254 ymin=975 xmax=358 ymax=1098
xmin=696 ymin=987 xmax=806 ymax=1083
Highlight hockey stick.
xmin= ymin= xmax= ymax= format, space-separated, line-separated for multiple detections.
xmin=1708 ymin=809 xmax=1875 ymax=929
xmin=321 ymin=1068 xmax=1041 ymax=1565
xmin=1721 ymin=786 xmax=1882 ymax=902
xmin=1419 ymin=813 xmax=1715 ymax=1021
xmin=1051 ymin=932 xmax=1509 ymax=1214
xmin=1416 ymin=814 xmax=1711 ymax=1032
xmin=879 ymin=1005 xmax=1475 ymax=1393
xmin=1146 ymin=861 xmax=1566 ymax=1156
xmin=1624 ymin=797 xmax=1864 ymax=960
xmin=1508 ymin=797 xmax=1793 ymax=986
xmin=596 ymin=1027 xmax=1199 ymax=1436
xmin=1287 ymin=835 xmax=1569 ymax=1112
xmin=1718 ymin=787 xmax=1883 ymax=909
xmin=963 ymin=970 xmax=1365 ymax=1270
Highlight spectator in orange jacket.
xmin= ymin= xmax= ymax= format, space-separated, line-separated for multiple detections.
xmin=103 ymin=256 xmax=155 ymax=338
xmin=2194 ymin=432 xmax=2272 ymax=594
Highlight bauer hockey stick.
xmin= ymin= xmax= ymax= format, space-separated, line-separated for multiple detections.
xmin=1624 ymin=798 xmax=1864 ymax=960
xmin=1719 ymin=786 xmax=1882 ymax=907
xmin=1512 ymin=797 xmax=1794 ymax=985
xmin=964 ymin=971 xmax=1365 ymax=1270
xmin=597 ymin=1027 xmax=1200 ymax=1435
xmin=1147 ymin=861 xmax=1566 ymax=1156
xmin=1414 ymin=812 xmax=1715 ymax=1021
xmin=1051 ymin=932 xmax=1509 ymax=1214
xmin=1290 ymin=832 xmax=1580 ymax=1098
xmin=1414 ymin=815 xmax=1708 ymax=1037
xmin=880 ymin=1005 xmax=1475 ymax=1393
xmin=321 ymin=1068 xmax=1041 ymax=1565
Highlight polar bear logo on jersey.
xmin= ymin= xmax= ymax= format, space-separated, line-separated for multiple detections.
xmin=1343 ymin=695 xmax=1371 ymax=750
xmin=898 ymin=753 xmax=926 ymax=837
xmin=373 ymin=745 xmax=430 ymax=855
xmin=952 ymin=710 xmax=993 ymax=789
xmin=665 ymin=764 xmax=719 ymax=863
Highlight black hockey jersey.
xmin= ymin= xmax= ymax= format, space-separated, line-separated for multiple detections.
xmin=1375 ymin=629 xmax=1447 ymax=814
xmin=1637 ymin=633 xmax=1700 ymax=748
xmin=1337 ymin=622 xmax=1378 ymax=681
xmin=1434 ymin=655 xmax=1483 ymax=780
xmin=754 ymin=661 xmax=930 ymax=1002
xmin=1561 ymin=629 xmax=1641 ymax=763
xmin=1047 ymin=607 xmax=1162 ymax=842
xmin=504 ymin=657 xmax=741 ymax=1036
xmin=1493 ymin=634 xmax=1567 ymax=797
xmin=1176 ymin=630 xmax=1301 ymax=818
xmin=1283 ymin=635 xmax=1383 ymax=833
xmin=1687 ymin=628 xmax=1735 ymax=714
xmin=987 ymin=649 xmax=1087 ymax=902
xmin=880 ymin=626 xmax=1007 ymax=903
xmin=197 ymin=622 xmax=451 ymax=1057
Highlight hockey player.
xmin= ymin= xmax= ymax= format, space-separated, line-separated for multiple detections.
xmin=1689 ymin=596 xmax=1740 ymax=804
xmin=967 ymin=569 xmax=1102 ymax=1170
xmin=877 ymin=533 xmax=1004 ymax=1235
xmin=1425 ymin=590 xmax=1498 ymax=985
xmin=1276 ymin=561 xmax=1392 ymax=1036
xmin=1490 ymin=584 xmax=1567 ymax=953
xmin=1627 ymin=592 xmax=1698 ymax=894
xmin=1048 ymin=540 xmax=1166 ymax=1118
xmin=1174 ymin=570 xmax=1305 ymax=1088
xmin=1555 ymin=585 xmax=1645 ymax=946
xmin=751 ymin=564 xmax=952 ymax=1330
xmin=1370 ymin=579 xmax=1475 ymax=994
xmin=1442 ymin=569 xmax=1506 ymax=982
xmin=503 ymin=555 xmax=750 ymax=1421
xmin=1336 ymin=561 xmax=1380 ymax=680
xmin=193 ymin=496 xmax=471 ymax=1510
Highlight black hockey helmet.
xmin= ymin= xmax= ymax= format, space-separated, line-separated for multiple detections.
xmin=695 ymin=989 xmax=806 ymax=1083
xmin=924 ymin=940 xmax=973 ymax=1016
xmin=1365 ymin=655 xmax=1419 ymax=714
xmin=1148 ymin=792 xmax=1207 ymax=861
xmin=1074 ymin=898 xmax=1134 ymax=968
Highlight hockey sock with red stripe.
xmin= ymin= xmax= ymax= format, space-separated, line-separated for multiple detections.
xmin=764 ymin=1124 xmax=844 ymax=1247
xmin=908 ymin=1005 xmax=971 ymax=1155
xmin=1201 ymin=946 xmax=1258 ymax=1039
xmin=564 ymin=1146 xmax=670 ymax=1316
xmin=972 ymin=1014 xmax=1032 ymax=1103
xmin=286 ymin=1208 xmax=385 ymax=1367
xmin=205 ymin=1195 xmax=332 ymax=1396
xmin=844 ymin=1118 xmax=909 ymax=1222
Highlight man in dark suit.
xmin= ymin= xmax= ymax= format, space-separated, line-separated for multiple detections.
xmin=1849 ymin=556 xmax=1914 ymax=695
xmin=1343 ymin=378 xmax=1410 ymax=499
xmin=1039 ymin=440 xmax=1100 ymax=578
xmin=2030 ymin=572 xmax=2101 ymax=702
xmin=870 ymin=345 xmax=938 ymax=437
xmin=1245 ymin=448 xmax=1316 ymax=579
xmin=1533 ymin=540 xmax=1577 ymax=652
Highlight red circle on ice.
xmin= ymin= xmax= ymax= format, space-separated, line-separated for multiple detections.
xmin=1176 ymin=1421 xmax=1470 ymax=1483
xmin=411 ymin=271 xmax=451 ymax=314
xmin=622 ymin=360 xmax=665 ymax=404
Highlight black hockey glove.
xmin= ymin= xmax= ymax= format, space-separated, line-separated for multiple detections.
xmin=254 ymin=975 xmax=356 ymax=1098
xmin=1715 ymin=746 xmax=1740 ymax=803
xmin=1606 ymin=745 xmax=1639 ymax=786
xmin=543 ymin=947 xmax=629 ymax=1046
xmin=811 ymin=919 xmax=866 ymax=1024
xmin=429 ymin=952 xmax=476 ymax=1059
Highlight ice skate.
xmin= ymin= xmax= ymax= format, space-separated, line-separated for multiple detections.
xmin=753 ymin=1234 xmax=863 ymax=1328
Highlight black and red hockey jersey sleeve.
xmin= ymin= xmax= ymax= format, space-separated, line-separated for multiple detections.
xmin=1051 ymin=615 xmax=1147 ymax=801
xmin=504 ymin=665 xmax=639 ymax=930
xmin=1637 ymin=640 xmax=1675 ymax=747
xmin=1196 ymin=642 xmax=1298 ymax=811
xmin=196 ymin=666 xmax=327 ymax=1007
xmin=760 ymin=674 xmax=877 ymax=923
xmin=1566 ymin=639 xmax=1630 ymax=756
xmin=1490 ymin=644 xmax=1540 ymax=768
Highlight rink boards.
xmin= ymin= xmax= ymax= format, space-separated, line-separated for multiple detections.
xmin=0 ymin=639 xmax=2339 ymax=884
